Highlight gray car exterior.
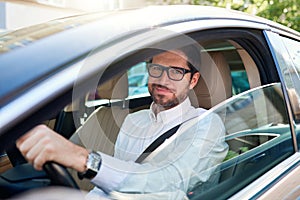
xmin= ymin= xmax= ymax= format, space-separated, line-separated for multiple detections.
xmin=0 ymin=5 xmax=300 ymax=200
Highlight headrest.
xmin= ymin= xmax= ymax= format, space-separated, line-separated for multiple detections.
xmin=190 ymin=51 xmax=232 ymax=109
xmin=97 ymin=73 xmax=128 ymax=99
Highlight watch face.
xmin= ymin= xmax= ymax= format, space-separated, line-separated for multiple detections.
xmin=89 ymin=152 xmax=102 ymax=171
xmin=78 ymin=151 xmax=102 ymax=180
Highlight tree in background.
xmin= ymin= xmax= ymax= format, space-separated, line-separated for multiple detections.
xmin=257 ymin=0 xmax=299 ymax=32
xmin=148 ymin=0 xmax=300 ymax=32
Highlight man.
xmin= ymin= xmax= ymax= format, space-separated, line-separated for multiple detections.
xmin=16 ymin=46 xmax=228 ymax=199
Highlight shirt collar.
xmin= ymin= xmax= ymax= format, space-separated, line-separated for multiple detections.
xmin=149 ymin=97 xmax=193 ymax=124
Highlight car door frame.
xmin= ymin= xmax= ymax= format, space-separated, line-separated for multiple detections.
xmin=231 ymin=29 xmax=300 ymax=199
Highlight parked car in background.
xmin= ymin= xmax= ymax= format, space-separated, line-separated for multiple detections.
xmin=0 ymin=5 xmax=300 ymax=199
xmin=128 ymin=73 xmax=149 ymax=96
xmin=128 ymin=62 xmax=149 ymax=96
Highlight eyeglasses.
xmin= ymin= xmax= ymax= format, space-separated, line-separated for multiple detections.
xmin=147 ymin=63 xmax=192 ymax=81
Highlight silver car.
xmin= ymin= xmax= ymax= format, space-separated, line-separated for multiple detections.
xmin=0 ymin=5 xmax=300 ymax=200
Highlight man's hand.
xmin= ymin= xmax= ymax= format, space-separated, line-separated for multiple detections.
xmin=16 ymin=124 xmax=89 ymax=172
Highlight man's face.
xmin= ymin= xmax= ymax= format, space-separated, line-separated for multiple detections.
xmin=148 ymin=50 xmax=200 ymax=110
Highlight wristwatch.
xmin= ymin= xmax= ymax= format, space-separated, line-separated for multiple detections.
xmin=78 ymin=151 xmax=102 ymax=180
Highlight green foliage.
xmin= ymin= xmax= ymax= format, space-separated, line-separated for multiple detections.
xmin=149 ymin=0 xmax=300 ymax=32
xmin=258 ymin=0 xmax=300 ymax=32
xmin=224 ymin=150 xmax=239 ymax=161
xmin=223 ymin=146 xmax=249 ymax=161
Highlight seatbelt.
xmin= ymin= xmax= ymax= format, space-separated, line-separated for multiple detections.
xmin=135 ymin=124 xmax=181 ymax=164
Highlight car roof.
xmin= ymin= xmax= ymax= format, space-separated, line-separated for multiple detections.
xmin=0 ymin=5 xmax=299 ymax=107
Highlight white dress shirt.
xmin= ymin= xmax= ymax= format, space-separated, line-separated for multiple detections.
xmin=88 ymin=97 xmax=228 ymax=199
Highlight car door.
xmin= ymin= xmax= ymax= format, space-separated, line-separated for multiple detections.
xmin=243 ymin=30 xmax=300 ymax=199
xmin=64 ymin=27 xmax=296 ymax=198
xmin=188 ymin=82 xmax=293 ymax=199
xmin=71 ymin=27 xmax=296 ymax=199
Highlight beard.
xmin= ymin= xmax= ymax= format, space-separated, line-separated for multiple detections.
xmin=152 ymin=93 xmax=179 ymax=109
xmin=149 ymin=84 xmax=186 ymax=110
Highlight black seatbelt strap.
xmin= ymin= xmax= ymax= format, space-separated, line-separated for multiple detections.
xmin=135 ymin=124 xmax=181 ymax=164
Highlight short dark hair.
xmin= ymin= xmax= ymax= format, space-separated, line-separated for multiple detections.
xmin=176 ymin=45 xmax=201 ymax=75
xmin=148 ymin=45 xmax=201 ymax=75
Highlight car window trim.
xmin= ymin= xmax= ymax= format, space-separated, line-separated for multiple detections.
xmin=264 ymin=30 xmax=298 ymax=152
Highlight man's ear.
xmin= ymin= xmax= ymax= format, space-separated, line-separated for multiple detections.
xmin=189 ymin=72 xmax=200 ymax=90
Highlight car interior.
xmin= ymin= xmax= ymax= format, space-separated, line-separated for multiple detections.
xmin=0 ymin=29 xmax=297 ymax=198
xmin=63 ymin=37 xmax=292 ymax=196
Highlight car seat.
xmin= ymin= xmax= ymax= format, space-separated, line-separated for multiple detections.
xmin=186 ymin=51 xmax=233 ymax=198
xmin=189 ymin=51 xmax=232 ymax=109
xmin=69 ymin=72 xmax=129 ymax=191
xmin=70 ymin=51 xmax=233 ymax=191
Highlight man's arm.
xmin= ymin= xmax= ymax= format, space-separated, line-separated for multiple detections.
xmin=16 ymin=124 xmax=88 ymax=173
xmin=91 ymin=113 xmax=228 ymax=194
xmin=16 ymin=113 xmax=227 ymax=195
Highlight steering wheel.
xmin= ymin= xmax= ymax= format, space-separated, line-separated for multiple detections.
xmin=43 ymin=162 xmax=79 ymax=189
xmin=6 ymin=145 xmax=77 ymax=190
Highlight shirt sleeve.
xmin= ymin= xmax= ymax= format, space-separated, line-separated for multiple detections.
xmin=90 ymin=112 xmax=228 ymax=195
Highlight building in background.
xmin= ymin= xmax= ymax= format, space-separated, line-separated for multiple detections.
xmin=34 ymin=0 xmax=147 ymax=11
xmin=0 ymin=0 xmax=147 ymax=30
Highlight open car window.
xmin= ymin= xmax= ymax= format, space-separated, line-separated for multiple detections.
xmin=57 ymin=32 xmax=292 ymax=196
xmin=2 ymin=27 xmax=294 ymax=199
xmin=127 ymin=62 xmax=150 ymax=98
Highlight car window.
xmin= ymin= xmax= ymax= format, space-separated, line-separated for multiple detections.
xmin=127 ymin=62 xmax=150 ymax=97
xmin=264 ymin=33 xmax=300 ymax=124
xmin=280 ymin=36 xmax=300 ymax=91
xmin=279 ymin=36 xmax=300 ymax=150
xmin=202 ymin=40 xmax=251 ymax=97
xmin=56 ymin=32 xmax=293 ymax=196
xmin=231 ymin=70 xmax=250 ymax=95
xmin=280 ymin=36 xmax=300 ymax=101
xmin=188 ymin=83 xmax=293 ymax=199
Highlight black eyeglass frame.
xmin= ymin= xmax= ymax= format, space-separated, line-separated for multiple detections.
xmin=147 ymin=63 xmax=192 ymax=81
